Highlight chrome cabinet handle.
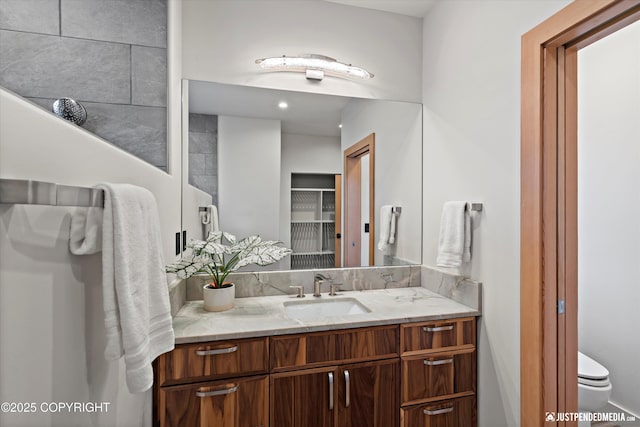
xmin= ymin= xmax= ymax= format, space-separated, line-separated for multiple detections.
xmin=328 ymin=372 xmax=334 ymax=410
xmin=195 ymin=385 xmax=238 ymax=397
xmin=344 ymin=370 xmax=350 ymax=407
xmin=423 ymin=406 xmax=454 ymax=416
xmin=423 ymin=358 xmax=454 ymax=366
xmin=195 ymin=345 xmax=238 ymax=356
xmin=422 ymin=325 xmax=454 ymax=332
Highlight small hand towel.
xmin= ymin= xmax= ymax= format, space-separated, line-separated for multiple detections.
xmin=436 ymin=201 xmax=471 ymax=267
xmin=69 ymin=207 xmax=103 ymax=255
xmin=377 ymin=205 xmax=394 ymax=251
xmin=208 ymin=204 xmax=220 ymax=233
xmin=99 ymin=183 xmax=174 ymax=393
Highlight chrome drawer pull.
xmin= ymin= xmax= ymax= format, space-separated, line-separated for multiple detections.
xmin=344 ymin=370 xmax=350 ymax=408
xmin=195 ymin=385 xmax=238 ymax=397
xmin=423 ymin=358 xmax=454 ymax=366
xmin=422 ymin=325 xmax=454 ymax=333
xmin=328 ymin=372 xmax=334 ymax=410
xmin=423 ymin=406 xmax=454 ymax=416
xmin=195 ymin=345 xmax=238 ymax=356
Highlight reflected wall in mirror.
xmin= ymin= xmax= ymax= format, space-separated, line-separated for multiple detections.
xmin=183 ymin=80 xmax=422 ymax=271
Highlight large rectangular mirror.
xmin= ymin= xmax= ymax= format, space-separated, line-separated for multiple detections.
xmin=182 ymin=80 xmax=422 ymax=271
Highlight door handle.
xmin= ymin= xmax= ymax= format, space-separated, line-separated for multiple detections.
xmin=423 ymin=405 xmax=454 ymax=416
xmin=195 ymin=385 xmax=238 ymax=397
xmin=328 ymin=372 xmax=334 ymax=410
xmin=344 ymin=370 xmax=350 ymax=407
xmin=423 ymin=358 xmax=454 ymax=366
xmin=195 ymin=345 xmax=238 ymax=356
xmin=422 ymin=325 xmax=453 ymax=333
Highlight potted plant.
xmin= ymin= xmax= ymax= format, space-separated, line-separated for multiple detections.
xmin=166 ymin=231 xmax=292 ymax=311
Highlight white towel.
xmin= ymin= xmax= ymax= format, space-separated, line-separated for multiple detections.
xmin=436 ymin=201 xmax=471 ymax=267
xmin=99 ymin=183 xmax=174 ymax=393
xmin=69 ymin=207 xmax=103 ymax=255
xmin=206 ymin=204 xmax=220 ymax=233
xmin=377 ymin=205 xmax=393 ymax=251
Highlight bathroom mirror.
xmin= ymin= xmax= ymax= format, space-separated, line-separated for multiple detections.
xmin=182 ymin=79 xmax=422 ymax=270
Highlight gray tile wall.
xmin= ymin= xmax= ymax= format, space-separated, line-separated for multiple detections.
xmin=189 ymin=113 xmax=218 ymax=204
xmin=0 ymin=0 xmax=167 ymax=170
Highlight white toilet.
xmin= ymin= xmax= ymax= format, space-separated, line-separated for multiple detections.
xmin=578 ymin=351 xmax=612 ymax=426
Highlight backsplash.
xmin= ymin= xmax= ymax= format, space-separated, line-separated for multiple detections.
xmin=185 ymin=265 xmax=422 ymax=300
xmin=421 ymin=266 xmax=482 ymax=311
xmin=170 ymin=265 xmax=482 ymax=314
xmin=0 ymin=0 xmax=167 ymax=170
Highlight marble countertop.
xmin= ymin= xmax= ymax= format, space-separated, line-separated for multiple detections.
xmin=172 ymin=287 xmax=480 ymax=344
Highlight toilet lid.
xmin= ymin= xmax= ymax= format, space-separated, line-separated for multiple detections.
xmin=578 ymin=376 xmax=611 ymax=387
xmin=578 ymin=351 xmax=609 ymax=380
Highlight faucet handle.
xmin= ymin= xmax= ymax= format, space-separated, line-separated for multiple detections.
xmin=329 ymin=283 xmax=341 ymax=296
xmin=289 ymin=285 xmax=305 ymax=298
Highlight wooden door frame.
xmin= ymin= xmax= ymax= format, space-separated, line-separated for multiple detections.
xmin=521 ymin=1 xmax=640 ymax=425
xmin=343 ymin=134 xmax=375 ymax=267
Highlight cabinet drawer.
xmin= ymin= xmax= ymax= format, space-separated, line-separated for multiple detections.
xmin=159 ymin=337 xmax=268 ymax=385
xmin=402 ymin=349 xmax=475 ymax=405
xmin=159 ymin=375 xmax=269 ymax=427
xmin=271 ymin=325 xmax=398 ymax=371
xmin=401 ymin=317 xmax=475 ymax=355
xmin=401 ymin=395 xmax=476 ymax=427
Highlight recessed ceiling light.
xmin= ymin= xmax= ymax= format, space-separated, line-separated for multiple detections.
xmin=278 ymin=101 xmax=288 ymax=109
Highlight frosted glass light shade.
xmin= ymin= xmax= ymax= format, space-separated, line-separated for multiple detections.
xmin=255 ymin=54 xmax=374 ymax=80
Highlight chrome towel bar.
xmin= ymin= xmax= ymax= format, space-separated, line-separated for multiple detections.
xmin=0 ymin=178 xmax=104 ymax=208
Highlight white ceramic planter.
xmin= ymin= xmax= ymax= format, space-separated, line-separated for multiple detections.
xmin=203 ymin=283 xmax=235 ymax=312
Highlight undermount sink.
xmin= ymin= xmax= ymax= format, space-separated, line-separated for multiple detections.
xmin=284 ymin=297 xmax=371 ymax=320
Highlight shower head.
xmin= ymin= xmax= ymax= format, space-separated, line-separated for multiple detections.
xmin=52 ymin=97 xmax=87 ymax=126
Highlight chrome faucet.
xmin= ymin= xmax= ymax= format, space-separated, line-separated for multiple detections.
xmin=313 ymin=273 xmax=331 ymax=297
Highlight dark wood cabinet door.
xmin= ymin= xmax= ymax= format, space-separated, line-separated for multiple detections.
xmin=270 ymin=366 xmax=337 ymax=427
xmin=160 ymin=375 xmax=268 ymax=427
xmin=337 ymin=359 xmax=400 ymax=427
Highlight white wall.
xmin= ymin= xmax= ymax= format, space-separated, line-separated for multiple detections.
xmin=0 ymin=2 xmax=182 ymax=426
xmin=279 ymin=132 xmax=341 ymax=260
xmin=181 ymin=0 xmax=422 ymax=102
xmin=341 ymin=98 xmax=422 ymax=266
xmin=577 ymin=21 xmax=640 ymax=416
xmin=218 ymin=116 xmax=281 ymax=242
xmin=420 ymin=1 xmax=570 ymax=426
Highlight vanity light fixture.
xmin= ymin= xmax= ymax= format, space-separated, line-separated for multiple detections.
xmin=278 ymin=101 xmax=288 ymax=109
xmin=255 ymin=54 xmax=374 ymax=81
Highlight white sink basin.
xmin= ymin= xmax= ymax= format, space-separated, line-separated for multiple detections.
xmin=284 ymin=297 xmax=371 ymax=320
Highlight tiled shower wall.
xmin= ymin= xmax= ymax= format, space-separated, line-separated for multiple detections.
xmin=188 ymin=113 xmax=218 ymax=204
xmin=0 ymin=0 xmax=167 ymax=170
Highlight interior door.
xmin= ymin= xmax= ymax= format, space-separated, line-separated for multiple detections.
xmin=343 ymin=133 xmax=375 ymax=267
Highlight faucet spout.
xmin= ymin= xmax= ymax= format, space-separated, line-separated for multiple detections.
xmin=313 ymin=274 xmax=331 ymax=297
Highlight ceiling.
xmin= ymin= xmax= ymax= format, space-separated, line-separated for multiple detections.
xmin=323 ymin=0 xmax=436 ymax=18
xmin=189 ymin=81 xmax=351 ymax=137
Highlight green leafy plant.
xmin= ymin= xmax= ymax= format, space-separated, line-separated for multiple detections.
xmin=166 ymin=231 xmax=292 ymax=288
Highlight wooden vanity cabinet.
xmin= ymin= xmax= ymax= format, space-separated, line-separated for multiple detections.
xmin=155 ymin=318 xmax=476 ymax=427
xmin=400 ymin=318 xmax=477 ymax=427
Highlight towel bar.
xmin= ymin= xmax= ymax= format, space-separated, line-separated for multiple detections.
xmin=469 ymin=203 xmax=483 ymax=212
xmin=0 ymin=178 xmax=104 ymax=207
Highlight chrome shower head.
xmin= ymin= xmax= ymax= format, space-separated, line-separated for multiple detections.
xmin=52 ymin=97 xmax=87 ymax=126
